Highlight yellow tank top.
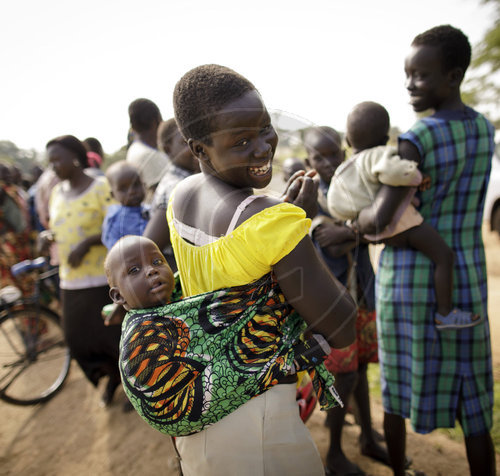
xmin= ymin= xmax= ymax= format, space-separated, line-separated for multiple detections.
xmin=167 ymin=195 xmax=311 ymax=297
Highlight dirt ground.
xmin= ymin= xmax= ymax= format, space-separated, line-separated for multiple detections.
xmin=1 ymin=226 xmax=499 ymax=476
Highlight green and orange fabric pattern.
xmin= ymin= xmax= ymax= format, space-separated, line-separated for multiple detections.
xmin=119 ymin=273 xmax=340 ymax=436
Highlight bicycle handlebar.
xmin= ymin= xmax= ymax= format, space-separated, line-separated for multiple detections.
xmin=11 ymin=257 xmax=49 ymax=277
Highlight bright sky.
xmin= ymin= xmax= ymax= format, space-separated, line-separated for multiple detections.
xmin=0 ymin=0 xmax=496 ymax=155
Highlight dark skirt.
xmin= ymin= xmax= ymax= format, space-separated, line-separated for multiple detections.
xmin=61 ymin=286 xmax=121 ymax=386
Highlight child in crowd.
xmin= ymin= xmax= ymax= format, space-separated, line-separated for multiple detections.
xmin=327 ymin=101 xmax=481 ymax=330
xmin=352 ymin=25 xmax=495 ymax=476
xmin=304 ymin=127 xmax=390 ymax=475
xmin=126 ymin=98 xmax=169 ymax=203
xmin=144 ymin=118 xmax=200 ymax=271
xmin=127 ymin=64 xmax=356 ymax=476
xmin=102 ymin=160 xmax=149 ymax=250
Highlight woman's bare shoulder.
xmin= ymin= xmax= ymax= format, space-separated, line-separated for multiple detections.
xmin=172 ymin=174 xmax=203 ymax=202
xmin=237 ymin=194 xmax=286 ymax=224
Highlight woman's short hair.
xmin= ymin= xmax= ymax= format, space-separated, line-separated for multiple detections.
xmin=173 ymin=64 xmax=256 ymax=143
xmin=412 ymin=24 xmax=471 ymax=74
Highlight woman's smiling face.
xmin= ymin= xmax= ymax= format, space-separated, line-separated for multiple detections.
xmin=195 ymin=90 xmax=278 ymax=189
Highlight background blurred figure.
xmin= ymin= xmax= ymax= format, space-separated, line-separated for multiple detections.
xmin=144 ymin=118 xmax=199 ymax=271
xmin=102 ymin=160 xmax=149 ymax=250
xmin=304 ymin=127 xmax=388 ymax=475
xmin=281 ymin=156 xmax=306 ymax=183
xmin=27 ymin=164 xmax=46 ymax=232
xmin=126 ymin=98 xmax=168 ymax=203
xmin=0 ymin=162 xmax=34 ymax=294
xmin=83 ymin=137 xmax=105 ymax=178
xmin=40 ymin=135 xmax=122 ymax=407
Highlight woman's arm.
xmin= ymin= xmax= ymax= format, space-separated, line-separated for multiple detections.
xmin=143 ymin=207 xmax=170 ymax=250
xmin=273 ymin=236 xmax=357 ymax=348
xmin=68 ymin=233 xmax=102 ymax=268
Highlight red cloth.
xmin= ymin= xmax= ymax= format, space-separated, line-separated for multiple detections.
xmin=86 ymin=151 xmax=103 ymax=168
xmin=324 ymin=307 xmax=378 ymax=374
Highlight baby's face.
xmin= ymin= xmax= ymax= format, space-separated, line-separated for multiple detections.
xmin=110 ymin=237 xmax=174 ymax=310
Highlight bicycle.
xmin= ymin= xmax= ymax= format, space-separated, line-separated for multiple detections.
xmin=0 ymin=257 xmax=71 ymax=405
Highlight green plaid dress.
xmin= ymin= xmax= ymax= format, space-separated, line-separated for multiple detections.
xmin=376 ymin=107 xmax=495 ymax=436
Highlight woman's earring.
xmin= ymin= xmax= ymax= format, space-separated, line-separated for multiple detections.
xmin=73 ymin=159 xmax=80 ymax=167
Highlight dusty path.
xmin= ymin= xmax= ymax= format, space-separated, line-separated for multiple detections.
xmin=1 ymin=227 xmax=499 ymax=476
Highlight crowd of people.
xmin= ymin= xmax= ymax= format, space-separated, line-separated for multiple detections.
xmin=0 ymin=24 xmax=496 ymax=476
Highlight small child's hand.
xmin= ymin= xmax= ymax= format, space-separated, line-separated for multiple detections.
xmin=419 ymin=174 xmax=431 ymax=191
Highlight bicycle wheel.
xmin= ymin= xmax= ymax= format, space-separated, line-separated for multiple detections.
xmin=0 ymin=305 xmax=71 ymax=405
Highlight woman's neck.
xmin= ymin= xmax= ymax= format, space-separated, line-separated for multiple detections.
xmin=202 ymin=169 xmax=253 ymax=197
xmin=66 ymin=169 xmax=93 ymax=194
xmin=434 ymin=92 xmax=465 ymax=112
xmin=137 ymin=130 xmax=158 ymax=149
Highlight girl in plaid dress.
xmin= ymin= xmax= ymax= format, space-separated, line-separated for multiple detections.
xmin=356 ymin=25 xmax=496 ymax=476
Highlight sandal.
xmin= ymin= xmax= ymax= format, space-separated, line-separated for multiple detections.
xmin=435 ymin=308 xmax=483 ymax=330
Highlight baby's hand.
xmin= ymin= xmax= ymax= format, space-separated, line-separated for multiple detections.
xmin=419 ymin=174 xmax=431 ymax=191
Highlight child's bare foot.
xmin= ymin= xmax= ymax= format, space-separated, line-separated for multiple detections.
xmin=435 ymin=308 xmax=483 ymax=330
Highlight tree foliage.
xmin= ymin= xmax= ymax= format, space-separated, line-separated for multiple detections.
xmin=463 ymin=0 xmax=500 ymax=128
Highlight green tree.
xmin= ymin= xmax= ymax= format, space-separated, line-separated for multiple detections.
xmin=463 ymin=0 xmax=500 ymax=128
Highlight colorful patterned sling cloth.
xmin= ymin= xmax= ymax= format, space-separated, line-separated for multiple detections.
xmin=119 ymin=273 xmax=341 ymax=437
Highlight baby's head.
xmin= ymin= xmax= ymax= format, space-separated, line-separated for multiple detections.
xmin=105 ymin=235 xmax=175 ymax=311
xmin=346 ymin=102 xmax=390 ymax=153
xmin=303 ymin=126 xmax=344 ymax=185
xmin=173 ymin=64 xmax=278 ymax=189
xmin=105 ymin=160 xmax=145 ymax=207
xmin=157 ymin=118 xmax=200 ymax=173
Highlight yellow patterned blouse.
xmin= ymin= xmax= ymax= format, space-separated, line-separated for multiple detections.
xmin=167 ymin=197 xmax=311 ymax=297
xmin=49 ymin=178 xmax=115 ymax=290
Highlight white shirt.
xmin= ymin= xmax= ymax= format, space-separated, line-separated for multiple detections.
xmin=126 ymin=140 xmax=169 ymax=191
